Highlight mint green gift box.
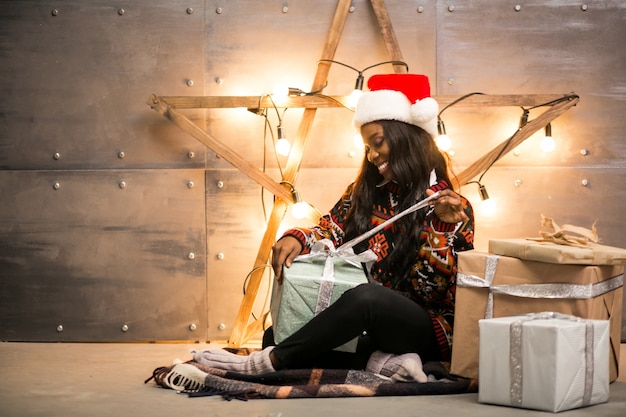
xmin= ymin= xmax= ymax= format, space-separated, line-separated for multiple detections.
xmin=270 ymin=241 xmax=375 ymax=353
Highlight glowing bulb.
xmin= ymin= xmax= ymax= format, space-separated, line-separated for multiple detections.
xmin=275 ymin=138 xmax=291 ymax=156
xmin=272 ymin=84 xmax=289 ymax=98
xmin=435 ymin=134 xmax=451 ymax=151
xmin=353 ymin=132 xmax=364 ymax=149
xmin=348 ymin=89 xmax=363 ymax=108
xmin=541 ymin=135 xmax=555 ymax=152
xmin=540 ymin=123 xmax=555 ymax=152
xmin=480 ymin=198 xmax=497 ymax=217
xmin=291 ymin=201 xmax=309 ymax=219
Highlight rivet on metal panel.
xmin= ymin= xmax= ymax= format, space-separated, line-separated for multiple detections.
xmin=216 ymin=252 xmax=225 ymax=260
xmin=447 ymin=78 xmax=454 ymax=85
xmin=189 ymin=323 xmax=197 ymax=331
xmin=186 ymin=7 xmax=194 ymax=14
xmin=187 ymin=151 xmax=195 ymax=159
xmin=188 ymin=252 xmax=195 ymax=260
xmin=119 ymin=181 xmax=127 ymax=189
xmin=121 ymin=324 xmax=129 ymax=332
xmin=51 ymin=9 xmax=59 ymax=16
xmin=216 ymin=180 xmax=224 ymax=189
xmin=581 ymin=5 xmax=588 ymax=11
xmin=56 ymin=325 xmax=64 ymax=332
xmin=514 ymin=5 xmax=521 ymax=12
xmin=53 ymin=152 xmax=61 ymax=160
xmin=216 ymin=7 xmax=223 ymax=14
xmin=118 ymin=151 xmax=125 ymax=159
xmin=215 ymin=77 xmax=223 ymax=84
xmin=580 ymin=149 xmax=589 ymax=156
xmin=513 ymin=149 xmax=521 ymax=156
xmin=218 ymin=323 xmax=226 ymax=331
xmin=417 ymin=6 xmax=424 ymax=13
xmin=186 ymin=79 xmax=194 ymax=87
xmin=187 ymin=181 xmax=194 ymax=188
xmin=53 ymin=182 xmax=61 ymax=190
xmin=581 ymin=179 xmax=589 ymax=187
xmin=448 ymin=5 xmax=455 ymax=12
xmin=118 ymin=8 xmax=125 ymax=16
xmin=514 ymin=179 xmax=522 ymax=187
xmin=282 ymin=5 xmax=289 ymax=13
xmin=349 ymin=5 xmax=355 ymax=13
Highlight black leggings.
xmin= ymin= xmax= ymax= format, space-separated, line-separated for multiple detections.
xmin=266 ymin=283 xmax=440 ymax=370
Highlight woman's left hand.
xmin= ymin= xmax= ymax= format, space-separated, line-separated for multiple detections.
xmin=426 ymin=188 xmax=469 ymax=224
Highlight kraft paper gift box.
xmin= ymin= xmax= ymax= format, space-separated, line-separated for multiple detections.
xmin=479 ymin=313 xmax=610 ymax=412
xmin=270 ymin=240 xmax=375 ymax=353
xmin=450 ymin=250 xmax=623 ymax=382
xmin=489 ymin=238 xmax=626 ymax=265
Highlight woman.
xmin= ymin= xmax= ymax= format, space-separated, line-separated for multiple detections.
xmin=192 ymin=74 xmax=474 ymax=382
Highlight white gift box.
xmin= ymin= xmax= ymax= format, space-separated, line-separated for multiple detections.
xmin=479 ymin=312 xmax=610 ymax=413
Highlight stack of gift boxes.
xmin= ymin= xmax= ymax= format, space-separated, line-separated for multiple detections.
xmin=451 ymin=238 xmax=625 ymax=412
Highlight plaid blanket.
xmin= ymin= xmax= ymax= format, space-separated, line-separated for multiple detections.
xmin=146 ymin=350 xmax=478 ymax=400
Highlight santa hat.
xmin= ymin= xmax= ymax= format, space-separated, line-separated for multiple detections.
xmin=353 ymin=74 xmax=439 ymax=138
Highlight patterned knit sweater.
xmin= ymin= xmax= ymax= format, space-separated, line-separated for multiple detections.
xmin=281 ymin=180 xmax=475 ymax=361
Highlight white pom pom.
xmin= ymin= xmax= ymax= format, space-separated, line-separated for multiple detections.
xmin=410 ymin=97 xmax=438 ymax=123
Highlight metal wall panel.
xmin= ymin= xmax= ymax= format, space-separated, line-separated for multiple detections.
xmin=1 ymin=1 xmax=624 ymax=341
xmin=0 ymin=169 xmax=207 ymax=341
xmin=0 ymin=0 xmax=208 ymax=170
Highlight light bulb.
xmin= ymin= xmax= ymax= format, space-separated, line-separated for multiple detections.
xmin=276 ymin=125 xmax=290 ymax=156
xmin=541 ymin=135 xmax=555 ymax=152
xmin=480 ymin=198 xmax=497 ymax=217
xmin=272 ymin=84 xmax=289 ymax=103
xmin=541 ymin=124 xmax=555 ymax=153
xmin=435 ymin=134 xmax=451 ymax=151
xmin=435 ymin=118 xmax=451 ymax=151
xmin=353 ymin=132 xmax=364 ymax=149
xmin=275 ymin=138 xmax=291 ymax=156
xmin=348 ymin=89 xmax=363 ymax=108
xmin=291 ymin=201 xmax=309 ymax=219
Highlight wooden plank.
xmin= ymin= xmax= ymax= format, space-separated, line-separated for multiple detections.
xmin=370 ymin=0 xmax=406 ymax=72
xmin=160 ymin=95 xmax=351 ymax=110
xmin=227 ymin=0 xmax=354 ymax=347
xmin=157 ymin=94 xmax=570 ymax=110
xmin=147 ymin=94 xmax=294 ymax=204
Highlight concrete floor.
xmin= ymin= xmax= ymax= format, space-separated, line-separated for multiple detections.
xmin=1 ymin=342 xmax=624 ymax=417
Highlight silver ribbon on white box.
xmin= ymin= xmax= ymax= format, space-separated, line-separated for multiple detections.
xmin=457 ymin=254 xmax=624 ymax=319
xmin=508 ymin=312 xmax=595 ymax=407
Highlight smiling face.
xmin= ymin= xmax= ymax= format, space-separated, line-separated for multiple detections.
xmin=361 ymin=122 xmax=393 ymax=181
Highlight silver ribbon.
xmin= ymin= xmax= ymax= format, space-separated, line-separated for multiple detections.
xmin=508 ymin=312 xmax=595 ymax=407
xmin=297 ymin=192 xmax=442 ymax=317
xmin=294 ymin=239 xmax=377 ymax=316
xmin=457 ymin=255 xmax=624 ymax=319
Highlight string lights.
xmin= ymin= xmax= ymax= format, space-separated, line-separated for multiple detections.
xmin=280 ymin=180 xmax=317 ymax=220
xmin=463 ymin=94 xmax=578 ymax=211
xmin=318 ymin=59 xmax=409 ymax=108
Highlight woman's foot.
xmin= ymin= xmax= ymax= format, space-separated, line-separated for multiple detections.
xmin=191 ymin=346 xmax=276 ymax=375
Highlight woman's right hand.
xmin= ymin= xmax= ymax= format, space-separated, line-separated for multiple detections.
xmin=271 ymin=236 xmax=303 ymax=284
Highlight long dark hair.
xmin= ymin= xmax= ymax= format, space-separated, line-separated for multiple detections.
xmin=345 ymin=120 xmax=451 ymax=273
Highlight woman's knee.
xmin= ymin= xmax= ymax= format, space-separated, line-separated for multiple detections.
xmin=341 ymin=283 xmax=394 ymax=309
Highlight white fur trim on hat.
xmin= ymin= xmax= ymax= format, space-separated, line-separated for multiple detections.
xmin=354 ymin=91 xmax=439 ymax=138
xmin=353 ymin=90 xmax=412 ymax=130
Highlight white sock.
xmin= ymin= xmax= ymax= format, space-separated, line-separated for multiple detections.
xmin=191 ymin=347 xmax=276 ymax=375
xmin=365 ymin=350 xmax=428 ymax=383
